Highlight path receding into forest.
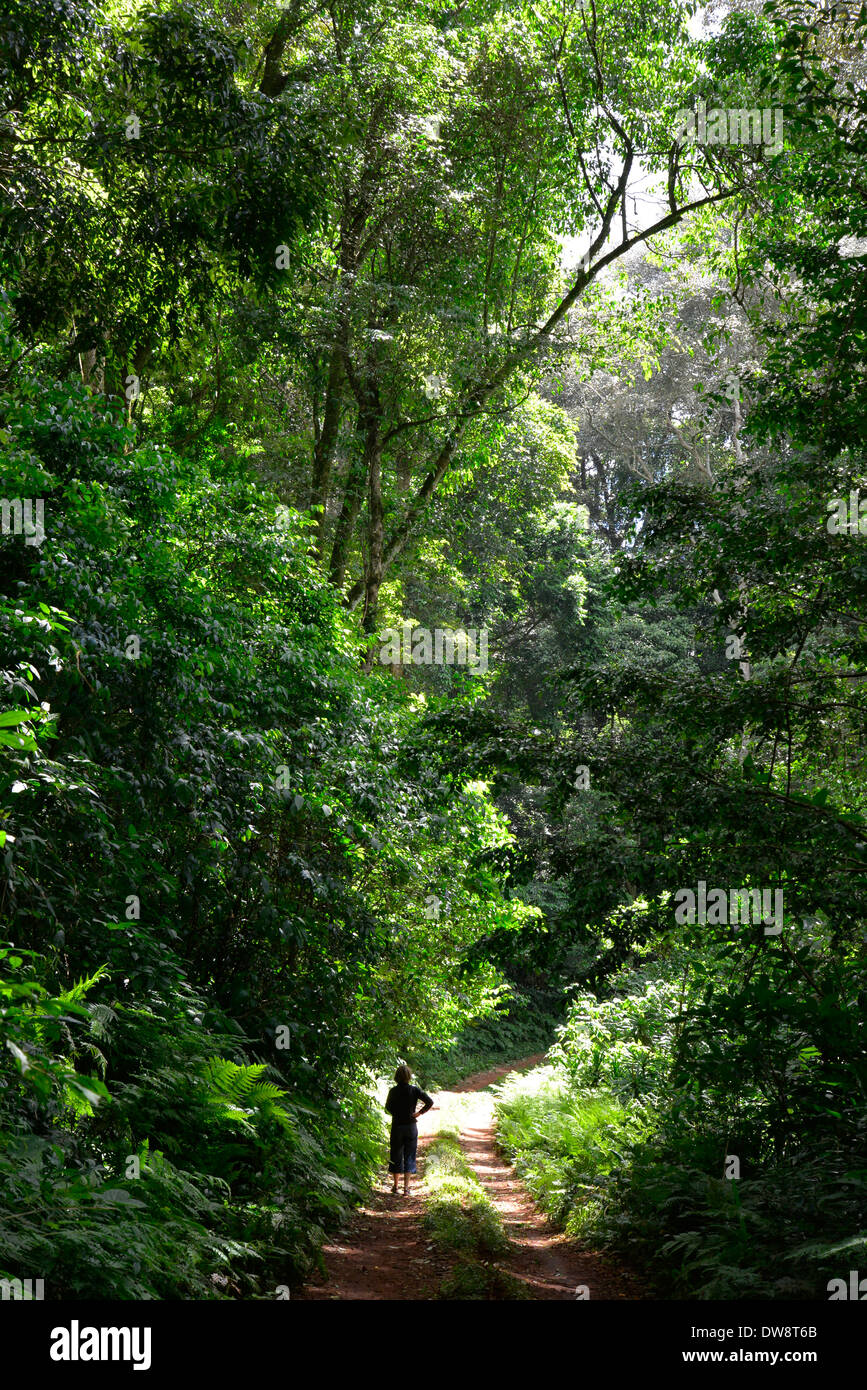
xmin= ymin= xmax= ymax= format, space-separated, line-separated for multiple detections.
xmin=297 ymin=1055 xmax=645 ymax=1301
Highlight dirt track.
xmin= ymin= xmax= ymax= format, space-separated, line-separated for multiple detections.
xmin=297 ymin=1054 xmax=645 ymax=1300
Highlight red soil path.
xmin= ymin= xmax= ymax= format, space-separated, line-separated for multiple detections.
xmin=297 ymin=1054 xmax=645 ymax=1301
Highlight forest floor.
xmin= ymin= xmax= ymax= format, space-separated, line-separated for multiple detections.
xmin=297 ymin=1054 xmax=647 ymax=1301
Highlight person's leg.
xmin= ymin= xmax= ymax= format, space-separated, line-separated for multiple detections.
xmin=388 ymin=1129 xmax=401 ymax=1192
xmin=404 ymin=1125 xmax=418 ymax=1194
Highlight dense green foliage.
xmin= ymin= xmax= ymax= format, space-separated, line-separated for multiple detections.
xmin=410 ymin=991 xmax=560 ymax=1089
xmin=2 ymin=0 xmax=865 ymax=1302
xmin=0 ymin=301 xmax=524 ymax=1295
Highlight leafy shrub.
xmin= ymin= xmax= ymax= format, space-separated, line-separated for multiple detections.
xmin=494 ymin=1065 xmax=643 ymax=1233
xmin=549 ymin=966 xmax=685 ymax=1101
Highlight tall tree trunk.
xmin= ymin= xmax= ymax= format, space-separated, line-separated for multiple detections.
xmin=328 ymin=402 xmax=369 ymax=592
xmin=362 ymin=421 xmax=384 ymax=665
xmin=310 ymin=346 xmax=344 ymax=560
xmin=344 ymin=425 xmax=466 ymax=611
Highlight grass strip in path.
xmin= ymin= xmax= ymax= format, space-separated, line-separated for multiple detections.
xmin=422 ymin=1121 xmax=527 ymax=1299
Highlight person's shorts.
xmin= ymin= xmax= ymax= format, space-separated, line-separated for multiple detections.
xmin=388 ymin=1122 xmax=418 ymax=1174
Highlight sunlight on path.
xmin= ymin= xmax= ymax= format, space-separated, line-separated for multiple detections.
xmin=299 ymin=1053 xmax=644 ymax=1301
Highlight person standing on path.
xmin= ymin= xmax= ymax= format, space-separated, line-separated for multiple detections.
xmin=385 ymin=1063 xmax=433 ymax=1196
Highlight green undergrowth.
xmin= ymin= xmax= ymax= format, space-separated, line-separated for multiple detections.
xmin=422 ymin=1114 xmax=529 ymax=1299
xmin=493 ymin=1064 xmax=643 ymax=1240
xmin=494 ymin=1052 xmax=867 ymax=1299
xmin=423 ymin=1125 xmax=509 ymax=1258
xmin=437 ymin=1260 xmax=527 ymax=1300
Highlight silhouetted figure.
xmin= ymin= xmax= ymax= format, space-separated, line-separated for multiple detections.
xmin=385 ymin=1063 xmax=433 ymax=1195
